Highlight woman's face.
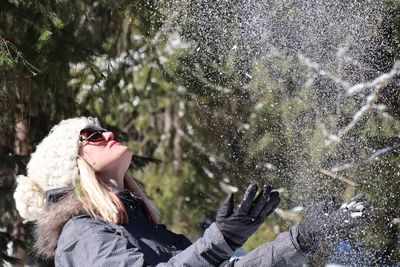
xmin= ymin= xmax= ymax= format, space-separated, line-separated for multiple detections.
xmin=79 ymin=130 xmax=133 ymax=177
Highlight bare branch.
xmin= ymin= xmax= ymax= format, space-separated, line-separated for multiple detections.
xmin=329 ymin=163 xmax=354 ymax=172
xmin=319 ymin=168 xmax=357 ymax=187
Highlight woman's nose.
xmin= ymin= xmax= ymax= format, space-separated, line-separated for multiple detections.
xmin=103 ymin=131 xmax=114 ymax=141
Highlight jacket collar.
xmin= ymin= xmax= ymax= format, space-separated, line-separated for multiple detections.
xmin=35 ymin=188 xmax=146 ymax=259
xmin=116 ymin=189 xmax=146 ymax=221
xmin=34 ymin=191 xmax=85 ymax=259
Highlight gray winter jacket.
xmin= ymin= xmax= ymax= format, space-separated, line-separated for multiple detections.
xmin=35 ymin=190 xmax=308 ymax=267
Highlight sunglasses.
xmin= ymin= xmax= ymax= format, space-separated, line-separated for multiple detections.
xmin=79 ymin=128 xmax=107 ymax=143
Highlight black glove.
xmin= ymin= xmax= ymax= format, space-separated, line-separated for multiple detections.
xmin=297 ymin=193 xmax=372 ymax=253
xmin=216 ymin=183 xmax=280 ymax=249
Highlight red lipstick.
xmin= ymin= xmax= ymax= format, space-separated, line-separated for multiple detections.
xmin=109 ymin=140 xmax=120 ymax=148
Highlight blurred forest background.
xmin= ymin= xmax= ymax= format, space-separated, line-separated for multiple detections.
xmin=0 ymin=0 xmax=399 ymax=266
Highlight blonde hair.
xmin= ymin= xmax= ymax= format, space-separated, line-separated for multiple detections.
xmin=76 ymin=157 xmax=159 ymax=224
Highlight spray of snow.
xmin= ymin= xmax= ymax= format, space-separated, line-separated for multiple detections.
xmin=156 ymin=0 xmax=398 ymax=264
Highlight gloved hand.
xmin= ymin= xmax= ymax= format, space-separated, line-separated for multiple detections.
xmin=216 ymin=183 xmax=280 ymax=250
xmin=297 ymin=193 xmax=372 ymax=253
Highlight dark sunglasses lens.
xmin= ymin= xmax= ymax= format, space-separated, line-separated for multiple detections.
xmin=80 ymin=129 xmax=96 ymax=138
xmin=87 ymin=132 xmax=105 ymax=142
xmin=80 ymin=128 xmax=105 ymax=142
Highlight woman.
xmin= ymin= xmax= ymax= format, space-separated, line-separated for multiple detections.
xmin=14 ymin=117 xmax=371 ymax=266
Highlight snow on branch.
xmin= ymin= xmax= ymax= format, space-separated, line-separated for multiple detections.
xmin=321 ymin=144 xmax=399 ymax=177
xmin=325 ymin=61 xmax=399 ymax=146
xmin=298 ymin=53 xmax=351 ymax=88
xmin=347 ymin=61 xmax=400 ymax=95
xmin=324 ymin=90 xmax=378 ymax=146
xmin=298 ymin=54 xmax=399 ymax=147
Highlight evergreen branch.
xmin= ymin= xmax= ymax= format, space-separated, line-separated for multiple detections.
xmin=177 ymin=128 xmax=226 ymax=166
xmin=130 ymin=155 xmax=161 ymax=170
xmin=0 ymin=36 xmax=40 ymax=75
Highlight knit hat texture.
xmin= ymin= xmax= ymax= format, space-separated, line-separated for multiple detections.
xmin=14 ymin=117 xmax=102 ymax=221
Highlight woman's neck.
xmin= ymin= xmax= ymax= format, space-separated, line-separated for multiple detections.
xmin=97 ymin=170 xmax=125 ymax=191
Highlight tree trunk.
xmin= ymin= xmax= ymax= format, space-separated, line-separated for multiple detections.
xmin=11 ymin=69 xmax=31 ymax=267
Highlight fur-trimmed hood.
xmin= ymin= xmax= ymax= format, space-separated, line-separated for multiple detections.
xmin=34 ymin=192 xmax=85 ymax=259
xmin=33 ymin=188 xmax=153 ymax=259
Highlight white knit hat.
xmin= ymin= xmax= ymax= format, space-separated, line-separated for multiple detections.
xmin=14 ymin=117 xmax=102 ymax=221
